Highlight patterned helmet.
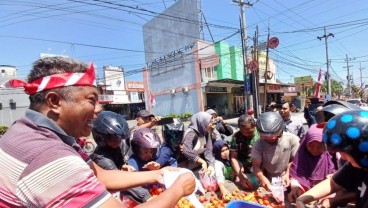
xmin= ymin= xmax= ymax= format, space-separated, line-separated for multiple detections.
xmin=131 ymin=128 xmax=161 ymax=156
xmin=256 ymin=112 xmax=284 ymax=135
xmin=92 ymin=111 xmax=129 ymax=147
xmin=323 ymin=109 xmax=368 ymax=168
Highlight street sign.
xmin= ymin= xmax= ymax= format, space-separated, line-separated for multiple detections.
xmin=255 ymin=42 xmax=267 ymax=51
xmin=248 ymin=60 xmax=259 ymax=72
xmin=294 ymin=75 xmax=313 ymax=86
xmin=268 ymin=37 xmax=279 ymax=49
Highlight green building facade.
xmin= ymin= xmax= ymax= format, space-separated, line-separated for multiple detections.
xmin=215 ymin=41 xmax=244 ymax=81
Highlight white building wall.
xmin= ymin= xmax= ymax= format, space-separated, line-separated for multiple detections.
xmin=142 ymin=0 xmax=200 ymax=116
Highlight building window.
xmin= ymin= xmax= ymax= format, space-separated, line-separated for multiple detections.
xmin=203 ymin=66 xmax=215 ymax=79
xmin=139 ymin=92 xmax=145 ymax=101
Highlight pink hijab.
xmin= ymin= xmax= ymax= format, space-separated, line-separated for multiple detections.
xmin=289 ymin=124 xmax=336 ymax=189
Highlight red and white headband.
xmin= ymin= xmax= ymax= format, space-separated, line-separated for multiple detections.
xmin=1 ymin=63 xmax=96 ymax=95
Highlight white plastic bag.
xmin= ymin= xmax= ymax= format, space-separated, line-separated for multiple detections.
xmin=270 ymin=177 xmax=284 ymax=203
xmin=163 ymin=168 xmax=205 ymax=208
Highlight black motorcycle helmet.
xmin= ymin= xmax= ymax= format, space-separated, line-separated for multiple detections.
xmin=162 ymin=121 xmax=184 ymax=152
xmin=323 ymin=109 xmax=368 ymax=168
xmin=256 ymin=112 xmax=284 ymax=136
xmin=92 ymin=111 xmax=129 ymax=147
xmin=320 ymin=100 xmax=360 ymax=122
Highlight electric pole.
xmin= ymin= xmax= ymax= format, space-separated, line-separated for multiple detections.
xmin=360 ymin=62 xmax=365 ymax=88
xmin=344 ymin=54 xmax=354 ymax=98
xmin=233 ymin=0 xmax=252 ymax=112
xmin=317 ymin=27 xmax=334 ymax=96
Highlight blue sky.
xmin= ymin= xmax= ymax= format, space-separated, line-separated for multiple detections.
xmin=1 ymin=0 xmax=367 ymax=87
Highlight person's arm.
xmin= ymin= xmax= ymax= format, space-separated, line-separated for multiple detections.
xmin=229 ymin=150 xmax=250 ymax=189
xmin=182 ymin=131 xmax=201 ymax=163
xmin=296 ymin=177 xmax=342 ymax=208
xmin=100 ymin=172 xmax=196 ymax=208
xmin=90 ymin=161 xmax=166 ymax=192
xmin=252 ymin=158 xmax=271 ymax=191
xmin=281 ymin=162 xmax=292 ymax=187
xmin=214 ymin=160 xmax=230 ymax=197
xmin=218 ymin=120 xmax=234 ymax=136
xmin=137 ymin=116 xmax=161 ymax=129
xmin=136 ymin=172 xmax=195 ymax=208
xmin=297 ymin=121 xmax=306 ymax=141
xmin=204 ymin=134 xmax=215 ymax=166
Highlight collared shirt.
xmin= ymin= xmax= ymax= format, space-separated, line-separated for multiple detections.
xmin=0 ymin=109 xmax=110 ymax=207
xmin=229 ymin=129 xmax=260 ymax=173
xmin=284 ymin=116 xmax=305 ymax=141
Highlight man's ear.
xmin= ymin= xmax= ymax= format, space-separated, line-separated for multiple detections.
xmin=44 ymin=92 xmax=63 ymax=114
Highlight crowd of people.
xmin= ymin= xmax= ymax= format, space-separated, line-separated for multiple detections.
xmin=0 ymin=56 xmax=367 ymax=208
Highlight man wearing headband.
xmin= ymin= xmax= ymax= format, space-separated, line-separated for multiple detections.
xmin=0 ymin=57 xmax=195 ymax=207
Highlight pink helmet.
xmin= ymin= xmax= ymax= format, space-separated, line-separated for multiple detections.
xmin=131 ymin=128 xmax=160 ymax=156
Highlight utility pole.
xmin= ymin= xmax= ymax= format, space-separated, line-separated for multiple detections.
xmin=359 ymin=62 xmax=365 ymax=88
xmin=317 ymin=27 xmax=334 ymax=96
xmin=234 ymin=0 xmax=252 ymax=112
xmin=263 ymin=27 xmax=270 ymax=112
xmin=344 ymin=54 xmax=354 ymax=98
xmin=252 ymin=26 xmax=259 ymax=118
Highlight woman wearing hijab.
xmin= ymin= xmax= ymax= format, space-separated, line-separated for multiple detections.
xmin=287 ymin=124 xmax=336 ymax=203
xmin=213 ymin=140 xmax=236 ymax=198
xmin=182 ymin=112 xmax=216 ymax=173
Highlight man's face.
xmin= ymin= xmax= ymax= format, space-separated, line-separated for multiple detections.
xmin=279 ymin=103 xmax=290 ymax=120
xmin=260 ymin=133 xmax=279 ymax=143
xmin=136 ymin=116 xmax=152 ymax=126
xmin=239 ymin=123 xmax=255 ymax=138
xmin=59 ymin=86 xmax=102 ymax=138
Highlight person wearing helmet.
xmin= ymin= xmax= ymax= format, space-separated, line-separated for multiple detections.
xmin=128 ymin=128 xmax=177 ymax=171
xmin=296 ymin=109 xmax=368 ymax=208
xmin=91 ymin=111 xmax=155 ymax=203
xmin=321 ymin=100 xmax=360 ymax=123
xmin=159 ymin=121 xmax=184 ymax=167
xmin=91 ymin=111 xmax=131 ymax=170
xmin=251 ymin=112 xmax=300 ymax=191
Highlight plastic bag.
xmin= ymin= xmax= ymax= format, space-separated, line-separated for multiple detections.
xmin=270 ymin=177 xmax=285 ymax=203
xmin=199 ymin=170 xmax=218 ymax=192
xmin=163 ymin=168 xmax=205 ymax=208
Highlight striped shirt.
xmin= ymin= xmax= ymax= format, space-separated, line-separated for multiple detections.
xmin=0 ymin=110 xmax=110 ymax=207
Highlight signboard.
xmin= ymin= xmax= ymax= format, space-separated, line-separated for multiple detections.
xmin=205 ymin=86 xmax=228 ymax=93
xmin=244 ymin=74 xmax=252 ymax=94
xmin=126 ymin=81 xmax=144 ymax=92
xmin=294 ymin=76 xmax=313 ymax=86
xmin=248 ymin=60 xmax=259 ymax=72
xmin=268 ymin=37 xmax=279 ymax=49
xmin=200 ymin=54 xmax=219 ymax=68
xmin=104 ymin=66 xmax=125 ymax=91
